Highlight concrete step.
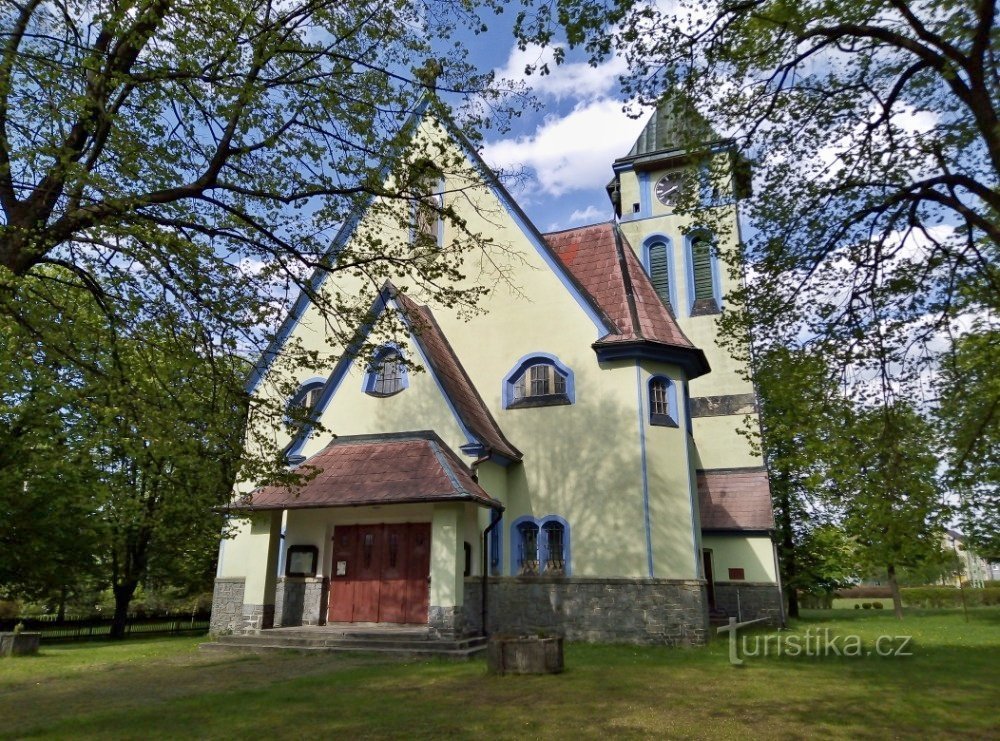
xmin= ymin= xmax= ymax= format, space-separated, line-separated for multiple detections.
xmin=212 ymin=632 xmax=486 ymax=651
xmin=199 ymin=638 xmax=487 ymax=660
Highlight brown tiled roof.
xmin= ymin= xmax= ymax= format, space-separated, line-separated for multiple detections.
xmin=392 ymin=290 xmax=522 ymax=461
xmin=697 ymin=468 xmax=775 ymax=531
xmin=544 ymin=223 xmax=706 ymax=370
xmin=242 ymin=432 xmax=501 ymax=511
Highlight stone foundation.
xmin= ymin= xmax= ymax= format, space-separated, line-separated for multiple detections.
xmin=428 ymin=605 xmax=466 ymax=637
xmin=241 ymin=603 xmax=275 ymax=633
xmin=463 ymin=576 xmax=709 ymax=646
xmin=209 ymin=577 xmax=246 ymax=635
xmin=713 ymin=582 xmax=783 ymax=625
xmin=275 ymin=577 xmax=326 ymax=627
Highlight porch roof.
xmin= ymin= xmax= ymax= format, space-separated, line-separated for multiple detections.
xmin=237 ymin=431 xmax=502 ymax=511
xmin=697 ymin=468 xmax=775 ymax=532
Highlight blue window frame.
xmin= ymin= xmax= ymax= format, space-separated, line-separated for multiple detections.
xmin=648 ymin=375 xmax=678 ymax=427
xmin=363 ymin=346 xmax=408 ymax=397
xmin=510 ymin=515 xmax=571 ymax=576
xmin=686 ymin=231 xmax=722 ymax=315
xmin=502 ymin=353 xmax=575 ymax=409
xmin=489 ymin=510 xmax=503 ymax=576
xmin=643 ymin=235 xmax=676 ymax=313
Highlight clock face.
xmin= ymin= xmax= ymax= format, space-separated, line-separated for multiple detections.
xmin=655 ymin=174 xmax=682 ymax=206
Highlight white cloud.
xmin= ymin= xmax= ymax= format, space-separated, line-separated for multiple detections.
xmin=568 ymin=205 xmax=608 ymax=223
xmin=495 ymin=43 xmax=628 ymax=102
xmin=482 ymin=99 xmax=649 ymax=197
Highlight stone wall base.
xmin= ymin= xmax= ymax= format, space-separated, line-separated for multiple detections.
xmin=209 ymin=578 xmax=245 ymax=635
xmin=428 ymin=605 xmax=466 ymax=637
xmin=713 ymin=582 xmax=783 ymax=625
xmin=463 ymin=577 xmax=709 ymax=646
xmin=275 ymin=577 xmax=327 ymax=627
xmin=241 ymin=603 xmax=275 ymax=633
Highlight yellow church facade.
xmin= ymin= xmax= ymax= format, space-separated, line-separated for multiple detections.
xmin=209 ymin=100 xmax=782 ymax=644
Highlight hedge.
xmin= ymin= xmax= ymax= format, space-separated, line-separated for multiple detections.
xmin=899 ymin=587 xmax=1000 ymax=608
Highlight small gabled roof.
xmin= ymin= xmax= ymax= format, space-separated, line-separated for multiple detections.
xmin=392 ymin=288 xmax=522 ymax=462
xmin=698 ymin=468 xmax=775 ymax=532
xmin=545 ymin=222 xmax=710 ymax=378
xmin=240 ymin=431 xmax=501 ymax=511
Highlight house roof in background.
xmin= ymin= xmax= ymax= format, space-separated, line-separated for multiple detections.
xmin=239 ymin=432 xmax=501 ymax=511
xmin=698 ymin=468 xmax=775 ymax=531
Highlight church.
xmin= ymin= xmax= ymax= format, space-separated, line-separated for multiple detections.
xmin=208 ymin=98 xmax=783 ymax=645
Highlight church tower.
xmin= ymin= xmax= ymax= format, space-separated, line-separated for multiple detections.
xmin=610 ymin=95 xmax=757 ymax=474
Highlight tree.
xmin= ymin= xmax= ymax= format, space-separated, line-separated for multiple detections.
xmin=937 ymin=324 xmax=1000 ymax=559
xmin=753 ymin=346 xmax=859 ymax=616
xmin=0 ymin=0 xmax=521 ymax=398
xmin=517 ymin=0 xmax=998 ymax=401
xmin=833 ymin=401 xmax=948 ymax=618
xmin=0 ymin=270 xmax=249 ymax=636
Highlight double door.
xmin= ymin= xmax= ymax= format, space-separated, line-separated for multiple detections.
xmin=328 ymin=523 xmax=431 ymax=624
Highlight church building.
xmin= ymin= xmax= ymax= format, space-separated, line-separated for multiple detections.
xmin=209 ymin=98 xmax=783 ymax=645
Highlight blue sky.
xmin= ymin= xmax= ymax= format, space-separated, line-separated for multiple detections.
xmin=451 ymin=20 xmax=651 ymax=233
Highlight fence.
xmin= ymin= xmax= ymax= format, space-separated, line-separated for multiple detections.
xmin=0 ymin=611 xmax=211 ymax=642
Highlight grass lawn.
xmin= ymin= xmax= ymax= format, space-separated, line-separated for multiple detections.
xmin=1 ymin=608 xmax=997 ymax=739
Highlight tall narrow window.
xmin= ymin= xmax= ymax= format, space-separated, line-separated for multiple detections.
xmin=648 ymin=376 xmax=678 ymax=427
xmin=517 ymin=521 xmax=540 ymax=575
xmin=490 ymin=510 xmax=502 ymax=576
xmin=689 ymin=235 xmax=720 ymax=315
xmin=647 ymin=240 xmax=672 ymax=311
xmin=411 ymin=166 xmax=444 ymax=249
xmin=542 ymin=521 xmax=565 ymax=574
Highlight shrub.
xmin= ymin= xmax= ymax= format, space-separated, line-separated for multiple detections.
xmin=836 ymin=586 xmax=892 ymax=598
xmin=854 ymin=604 xmax=861 ymax=609
xmin=862 ymin=602 xmax=872 ymax=609
xmin=873 ymin=602 xmax=884 ymax=609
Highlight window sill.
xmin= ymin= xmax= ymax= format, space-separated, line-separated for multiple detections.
xmin=690 ymin=298 xmax=721 ymax=316
xmin=507 ymin=394 xmax=571 ymax=409
xmin=649 ymin=414 xmax=678 ymax=428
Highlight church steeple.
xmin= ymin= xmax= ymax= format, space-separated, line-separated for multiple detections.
xmin=624 ymin=90 xmax=715 ymax=159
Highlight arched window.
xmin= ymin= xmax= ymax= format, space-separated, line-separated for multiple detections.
xmin=644 ymin=237 xmax=675 ymax=312
xmin=410 ymin=165 xmax=444 ymax=249
xmin=289 ymin=381 xmax=323 ymax=414
xmin=510 ymin=515 xmax=571 ymax=576
xmin=648 ymin=375 xmax=678 ymax=427
xmin=542 ymin=521 xmax=566 ymax=574
xmin=516 ymin=521 xmax=540 ymax=575
xmin=364 ymin=347 xmax=408 ymax=397
xmin=688 ymin=233 xmax=721 ymax=315
xmin=502 ymin=353 xmax=575 ymax=409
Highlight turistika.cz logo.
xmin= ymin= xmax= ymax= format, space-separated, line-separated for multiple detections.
xmin=718 ymin=618 xmax=914 ymax=666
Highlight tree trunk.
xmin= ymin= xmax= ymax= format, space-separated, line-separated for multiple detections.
xmin=776 ymin=486 xmax=799 ymax=618
xmin=110 ymin=582 xmax=138 ymax=639
xmin=56 ymin=585 xmax=67 ymax=622
xmin=887 ymin=564 xmax=904 ymax=620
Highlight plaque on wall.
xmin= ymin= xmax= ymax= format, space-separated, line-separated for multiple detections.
xmin=285 ymin=545 xmax=319 ymax=577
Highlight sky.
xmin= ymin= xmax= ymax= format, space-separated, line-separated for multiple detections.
xmin=451 ymin=20 xmax=652 ymax=234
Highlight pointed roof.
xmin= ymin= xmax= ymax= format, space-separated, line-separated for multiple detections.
xmin=392 ymin=288 xmax=522 ymax=462
xmin=623 ymin=90 xmax=715 ymax=160
xmin=240 ymin=432 xmax=501 ymax=511
xmin=544 ymin=222 xmax=710 ymax=378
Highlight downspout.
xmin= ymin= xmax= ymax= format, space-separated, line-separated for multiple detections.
xmin=471 ymin=453 xmax=502 ymax=639
xmin=481 ymin=512 xmax=502 ymax=638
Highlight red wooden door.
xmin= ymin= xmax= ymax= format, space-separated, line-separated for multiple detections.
xmin=327 ymin=522 xmax=431 ymax=624
xmin=403 ymin=523 xmax=431 ymax=624
xmin=377 ymin=524 xmax=409 ymax=623
xmin=328 ymin=525 xmax=357 ymax=622
xmin=352 ymin=524 xmax=383 ymax=622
